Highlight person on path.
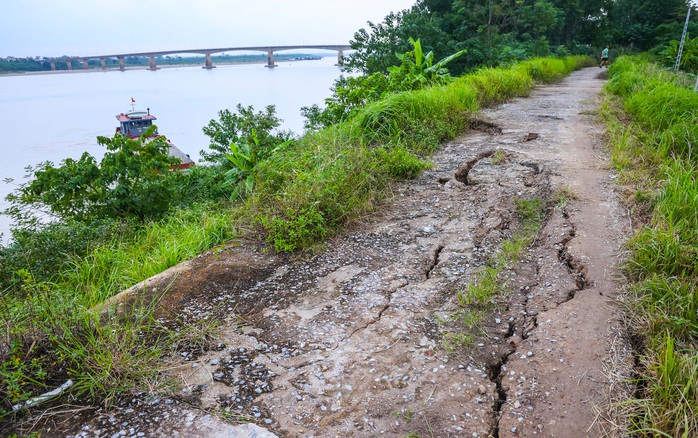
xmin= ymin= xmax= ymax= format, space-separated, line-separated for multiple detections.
xmin=600 ymin=46 xmax=609 ymax=68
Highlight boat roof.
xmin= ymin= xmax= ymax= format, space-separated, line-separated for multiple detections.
xmin=116 ymin=111 xmax=157 ymax=122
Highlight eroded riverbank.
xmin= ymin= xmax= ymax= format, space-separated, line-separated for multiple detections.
xmin=43 ymin=67 xmax=632 ymax=438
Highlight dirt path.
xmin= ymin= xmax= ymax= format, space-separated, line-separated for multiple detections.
xmin=59 ymin=67 xmax=632 ymax=438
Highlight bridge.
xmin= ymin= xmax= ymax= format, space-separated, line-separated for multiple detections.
xmin=46 ymin=45 xmax=352 ymax=71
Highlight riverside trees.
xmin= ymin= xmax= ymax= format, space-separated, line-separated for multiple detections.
xmin=345 ymin=0 xmax=694 ymax=77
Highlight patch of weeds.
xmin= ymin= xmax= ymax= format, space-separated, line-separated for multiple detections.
xmin=257 ymin=206 xmax=328 ymax=252
xmin=446 ymin=197 xmax=546 ymax=352
xmin=554 ymin=186 xmax=576 ymax=209
xmin=0 ymin=339 xmax=49 ymax=408
xmin=458 ymin=266 xmax=501 ymax=308
xmin=169 ymin=314 xmax=221 ymax=360
xmin=442 ymin=333 xmax=474 ymax=352
xmin=214 ymin=406 xmax=255 ymax=423
xmin=491 ymin=149 xmax=507 ymax=164
xmin=392 ymin=409 xmax=415 ymax=423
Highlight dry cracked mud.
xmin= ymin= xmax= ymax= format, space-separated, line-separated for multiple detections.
xmin=43 ymin=67 xmax=633 ymax=438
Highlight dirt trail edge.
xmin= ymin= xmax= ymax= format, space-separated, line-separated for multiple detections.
xmin=64 ymin=67 xmax=633 ymax=438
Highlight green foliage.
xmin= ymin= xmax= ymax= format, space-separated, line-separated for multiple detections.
xmin=48 ymin=310 xmax=171 ymax=405
xmin=632 ymin=276 xmax=698 ymax=343
xmin=304 ymin=38 xmax=468 ymax=130
xmin=353 ymin=85 xmax=475 ymax=152
xmin=64 ymin=203 xmax=234 ymax=306
xmin=660 ymin=38 xmax=698 ymax=72
xmin=609 ymin=0 xmax=689 ymax=51
xmin=375 ymin=146 xmax=431 ymax=180
xmin=459 ymin=66 xmax=534 ymax=106
xmin=343 ymin=4 xmax=450 ymax=75
xmin=0 ymin=338 xmax=48 ymax=406
xmin=0 ymin=218 xmax=127 ymax=290
xmin=607 ymin=57 xmax=698 ymax=161
xmin=174 ymin=162 xmax=229 ymax=204
xmin=386 ymin=37 xmax=467 ymax=91
xmin=0 ymin=202 xmax=233 ymax=416
xmin=627 ymin=162 xmax=698 ymax=279
xmin=345 ymin=0 xmax=609 ymax=81
xmin=5 ymin=127 xmax=182 ymax=225
xmin=629 ymin=334 xmax=698 ymax=437
xmin=200 ymin=104 xmax=292 ymax=167
xmin=301 ymin=73 xmax=390 ymax=129
xmin=224 ymin=130 xmax=294 ymax=200
xmin=257 ymin=206 xmax=328 ymax=252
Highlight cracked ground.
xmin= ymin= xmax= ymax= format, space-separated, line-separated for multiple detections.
xmin=57 ymin=68 xmax=633 ymax=438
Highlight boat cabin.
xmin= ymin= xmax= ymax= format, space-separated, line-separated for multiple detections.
xmin=114 ymin=107 xmax=195 ymax=169
xmin=115 ymin=110 xmax=159 ymax=138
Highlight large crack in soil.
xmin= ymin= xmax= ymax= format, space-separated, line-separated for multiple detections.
xmin=485 ymin=203 xmax=593 ymax=437
xmin=20 ymin=68 xmax=633 ymax=438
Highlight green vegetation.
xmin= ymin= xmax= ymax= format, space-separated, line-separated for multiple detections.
xmin=344 ymin=0 xmax=693 ymax=77
xmin=602 ymin=56 xmax=698 ymax=437
xmin=302 ymin=37 xmax=468 ymax=129
xmin=6 ymin=128 xmax=182 ymax=225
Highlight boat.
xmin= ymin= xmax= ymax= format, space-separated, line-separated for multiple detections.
xmin=115 ymin=107 xmax=195 ymax=169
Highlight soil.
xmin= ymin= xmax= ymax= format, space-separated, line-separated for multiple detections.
xmin=27 ymin=67 xmax=635 ymax=437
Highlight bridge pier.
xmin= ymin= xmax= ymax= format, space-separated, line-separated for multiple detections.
xmin=66 ymin=59 xmax=72 ymax=70
xmin=265 ymin=50 xmax=277 ymax=68
xmin=336 ymin=50 xmax=344 ymax=66
xmin=82 ymin=59 xmax=89 ymax=70
xmin=100 ymin=57 xmax=107 ymax=70
xmin=148 ymin=56 xmax=159 ymax=70
xmin=50 ymin=61 xmax=56 ymax=71
xmin=118 ymin=56 xmax=125 ymax=71
xmin=202 ymin=53 xmax=216 ymax=69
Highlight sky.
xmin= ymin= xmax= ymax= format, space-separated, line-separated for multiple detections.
xmin=1 ymin=0 xmax=417 ymax=58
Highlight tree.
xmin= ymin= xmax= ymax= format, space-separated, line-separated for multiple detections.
xmin=200 ymin=104 xmax=292 ymax=167
xmin=609 ymin=0 xmax=689 ymax=50
xmin=5 ymin=127 xmax=182 ymax=225
xmin=343 ymin=3 xmax=450 ymax=75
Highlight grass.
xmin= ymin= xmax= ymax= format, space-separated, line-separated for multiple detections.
xmin=604 ymin=55 xmax=698 ymax=437
xmin=0 ymin=204 xmax=233 ymax=425
xmin=0 ymin=56 xmax=590 ymax=429
xmin=249 ymin=56 xmax=591 ymax=251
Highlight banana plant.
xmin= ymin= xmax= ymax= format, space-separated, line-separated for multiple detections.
xmin=387 ymin=37 xmax=467 ymax=91
xmin=224 ymin=129 xmax=293 ymax=200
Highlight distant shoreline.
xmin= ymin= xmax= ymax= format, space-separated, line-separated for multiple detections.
xmin=0 ymin=60 xmax=264 ymax=77
xmin=0 ymin=57 xmax=331 ymax=77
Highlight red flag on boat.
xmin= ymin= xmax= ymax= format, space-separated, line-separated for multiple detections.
xmin=131 ymin=97 xmax=135 ymax=103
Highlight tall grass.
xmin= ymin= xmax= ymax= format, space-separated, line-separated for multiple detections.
xmin=604 ymin=56 xmax=698 ymax=436
xmin=250 ymin=56 xmax=590 ymax=251
xmin=0 ymin=204 xmax=233 ymax=423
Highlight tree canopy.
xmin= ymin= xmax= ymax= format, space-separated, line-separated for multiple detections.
xmin=345 ymin=0 xmax=693 ymax=76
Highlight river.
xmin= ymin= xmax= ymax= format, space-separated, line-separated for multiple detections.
xmin=0 ymin=56 xmax=344 ymax=242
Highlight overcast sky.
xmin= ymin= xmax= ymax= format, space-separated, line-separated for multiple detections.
xmin=2 ymin=0 xmax=417 ymax=58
